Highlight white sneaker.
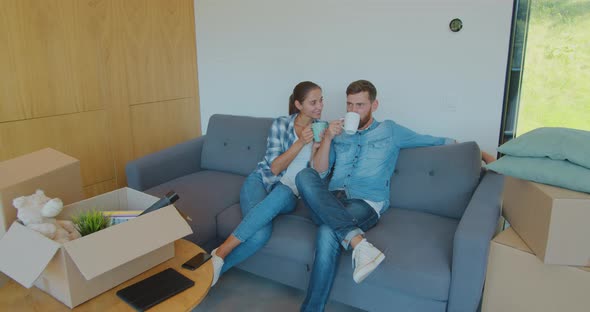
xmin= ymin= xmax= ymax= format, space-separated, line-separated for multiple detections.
xmin=211 ymin=248 xmax=224 ymax=287
xmin=352 ymin=239 xmax=385 ymax=283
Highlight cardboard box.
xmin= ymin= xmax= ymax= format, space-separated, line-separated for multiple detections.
xmin=503 ymin=176 xmax=590 ymax=266
xmin=0 ymin=148 xmax=85 ymax=236
xmin=0 ymin=187 xmax=192 ymax=308
xmin=482 ymin=227 xmax=590 ymax=312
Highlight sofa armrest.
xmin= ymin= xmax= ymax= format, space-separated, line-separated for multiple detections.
xmin=125 ymin=136 xmax=205 ymax=191
xmin=447 ymin=171 xmax=503 ymax=312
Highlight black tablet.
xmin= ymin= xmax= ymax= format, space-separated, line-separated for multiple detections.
xmin=116 ymin=268 xmax=194 ymax=311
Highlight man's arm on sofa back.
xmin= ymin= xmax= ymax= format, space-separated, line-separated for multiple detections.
xmin=447 ymin=171 xmax=503 ymax=312
xmin=126 ymin=136 xmax=205 ymax=191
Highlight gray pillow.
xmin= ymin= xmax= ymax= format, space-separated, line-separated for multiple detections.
xmin=498 ymin=127 xmax=590 ymax=169
xmin=485 ymin=156 xmax=590 ymax=194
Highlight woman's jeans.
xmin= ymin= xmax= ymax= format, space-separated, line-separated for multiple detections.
xmin=296 ymin=168 xmax=379 ymax=312
xmin=221 ymin=172 xmax=297 ymax=273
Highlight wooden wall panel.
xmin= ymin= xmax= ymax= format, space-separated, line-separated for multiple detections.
xmin=0 ymin=0 xmax=200 ymax=197
xmin=100 ymin=1 xmax=136 ymax=189
xmin=0 ymin=1 xmax=26 ymax=123
xmin=70 ymin=0 xmax=109 ymax=112
xmin=9 ymin=0 xmax=78 ymax=119
xmin=84 ymin=179 xmax=117 ymax=198
xmin=0 ymin=111 xmax=115 ymax=186
xmin=117 ymin=0 xmax=198 ymax=105
xmin=1 ymin=0 xmax=109 ymax=121
xmin=130 ymin=98 xmax=200 ymax=157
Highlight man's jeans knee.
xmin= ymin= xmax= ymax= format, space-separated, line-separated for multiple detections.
xmin=296 ymin=168 xmax=377 ymax=248
xmin=295 ymin=168 xmax=322 ymax=196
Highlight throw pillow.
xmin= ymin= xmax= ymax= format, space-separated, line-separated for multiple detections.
xmin=497 ymin=127 xmax=590 ymax=169
xmin=485 ymin=155 xmax=590 ymax=194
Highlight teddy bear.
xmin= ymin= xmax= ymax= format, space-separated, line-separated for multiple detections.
xmin=12 ymin=190 xmax=81 ymax=244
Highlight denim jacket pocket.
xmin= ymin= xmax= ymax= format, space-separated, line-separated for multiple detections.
xmin=334 ymin=142 xmax=351 ymax=153
xmin=333 ymin=142 xmax=354 ymax=164
xmin=366 ymin=137 xmax=392 ymax=159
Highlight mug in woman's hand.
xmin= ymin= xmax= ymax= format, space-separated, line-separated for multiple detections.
xmin=311 ymin=121 xmax=329 ymax=142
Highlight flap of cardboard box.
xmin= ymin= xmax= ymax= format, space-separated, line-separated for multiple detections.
xmin=0 ymin=222 xmax=61 ymax=288
xmin=63 ymin=205 xmax=193 ymax=280
xmin=493 ymin=227 xmax=533 ymax=254
xmin=493 ymin=227 xmax=590 ymax=272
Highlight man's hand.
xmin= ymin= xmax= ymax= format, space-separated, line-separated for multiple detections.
xmin=482 ymin=151 xmax=496 ymax=164
xmin=326 ymin=120 xmax=343 ymax=140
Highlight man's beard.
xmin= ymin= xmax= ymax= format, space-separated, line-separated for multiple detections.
xmin=358 ymin=112 xmax=372 ymax=129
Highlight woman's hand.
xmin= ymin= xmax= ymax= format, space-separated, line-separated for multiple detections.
xmin=300 ymin=125 xmax=314 ymax=145
xmin=326 ymin=120 xmax=343 ymax=140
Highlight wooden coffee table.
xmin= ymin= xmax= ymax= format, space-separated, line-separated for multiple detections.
xmin=0 ymin=239 xmax=213 ymax=311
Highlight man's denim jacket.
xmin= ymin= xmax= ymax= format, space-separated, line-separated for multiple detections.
xmin=321 ymin=119 xmax=453 ymax=215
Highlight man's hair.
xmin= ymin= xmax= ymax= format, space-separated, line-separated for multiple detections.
xmin=346 ymin=80 xmax=377 ymax=102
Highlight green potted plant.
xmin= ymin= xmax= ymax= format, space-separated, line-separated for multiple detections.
xmin=71 ymin=209 xmax=111 ymax=237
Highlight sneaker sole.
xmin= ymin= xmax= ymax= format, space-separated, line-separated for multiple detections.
xmin=353 ymin=252 xmax=385 ymax=284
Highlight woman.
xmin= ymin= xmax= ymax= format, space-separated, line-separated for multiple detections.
xmin=210 ymin=81 xmax=325 ymax=286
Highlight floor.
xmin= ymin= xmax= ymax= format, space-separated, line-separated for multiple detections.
xmin=192 ymin=268 xmax=366 ymax=312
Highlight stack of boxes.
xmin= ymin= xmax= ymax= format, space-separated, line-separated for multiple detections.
xmin=482 ymin=176 xmax=590 ymax=311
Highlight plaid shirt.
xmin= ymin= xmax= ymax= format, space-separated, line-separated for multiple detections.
xmin=256 ymin=114 xmax=298 ymax=191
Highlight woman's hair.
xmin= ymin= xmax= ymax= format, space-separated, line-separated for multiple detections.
xmin=288 ymin=81 xmax=321 ymax=115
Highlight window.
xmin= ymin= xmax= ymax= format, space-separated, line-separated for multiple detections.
xmin=501 ymin=0 xmax=590 ymax=143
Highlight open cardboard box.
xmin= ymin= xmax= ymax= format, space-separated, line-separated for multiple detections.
xmin=503 ymin=176 xmax=590 ymax=266
xmin=0 ymin=148 xmax=85 ymax=289
xmin=0 ymin=187 xmax=193 ymax=308
xmin=482 ymin=227 xmax=590 ymax=312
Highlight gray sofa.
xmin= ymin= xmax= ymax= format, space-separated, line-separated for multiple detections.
xmin=126 ymin=114 xmax=503 ymax=312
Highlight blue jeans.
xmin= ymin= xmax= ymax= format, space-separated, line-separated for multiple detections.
xmin=221 ymin=172 xmax=297 ymax=274
xmin=296 ymin=168 xmax=379 ymax=312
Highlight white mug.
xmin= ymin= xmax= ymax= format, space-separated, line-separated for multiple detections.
xmin=343 ymin=112 xmax=360 ymax=135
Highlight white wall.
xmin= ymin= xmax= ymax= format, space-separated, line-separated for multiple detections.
xmin=195 ymin=0 xmax=513 ymax=154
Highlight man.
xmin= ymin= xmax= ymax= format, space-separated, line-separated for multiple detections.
xmin=295 ymin=80 xmax=458 ymax=311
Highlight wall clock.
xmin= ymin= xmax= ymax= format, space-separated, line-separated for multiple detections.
xmin=450 ymin=18 xmax=463 ymax=32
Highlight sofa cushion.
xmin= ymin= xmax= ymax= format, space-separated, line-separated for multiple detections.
xmin=260 ymin=215 xmax=318 ymax=265
xmin=145 ymin=170 xmax=245 ymax=245
xmin=201 ymin=114 xmax=274 ymax=176
xmin=216 ymin=200 xmax=314 ymax=239
xmin=216 ymin=203 xmax=242 ymax=239
xmin=216 ymin=203 xmax=317 ymax=266
xmin=337 ymin=208 xmax=459 ymax=301
xmin=391 ymin=142 xmax=481 ymax=219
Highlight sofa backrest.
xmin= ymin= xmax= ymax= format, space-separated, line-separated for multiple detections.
xmin=201 ymin=114 xmax=274 ymax=176
xmin=202 ymin=114 xmax=481 ymax=219
xmin=390 ymin=142 xmax=482 ymax=219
